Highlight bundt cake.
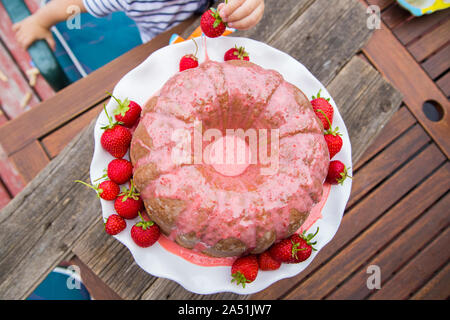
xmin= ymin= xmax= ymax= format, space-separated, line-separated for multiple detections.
xmin=130 ymin=59 xmax=329 ymax=257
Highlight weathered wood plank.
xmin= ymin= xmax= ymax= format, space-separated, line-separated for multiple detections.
xmin=9 ymin=140 xmax=50 ymax=183
xmin=327 ymin=56 xmax=403 ymax=163
xmin=0 ymin=121 xmax=100 ymax=299
xmin=328 ymin=191 xmax=450 ymax=299
xmin=0 ymin=156 xmax=26 ymax=196
xmin=411 ymin=262 xmax=450 ymax=300
xmin=407 ymin=19 xmax=450 ymax=62
xmin=251 ymin=144 xmax=446 ymax=299
xmin=370 ymin=227 xmax=450 ymax=299
xmin=347 ymin=124 xmax=430 ymax=208
xmin=284 ymin=162 xmax=450 ymax=299
xmin=363 ymin=19 xmax=450 ymax=158
xmin=354 ymin=106 xmax=416 ymax=170
xmin=0 ymin=41 xmax=40 ymax=119
xmin=0 ymin=17 xmax=197 ymax=157
xmin=267 ymin=0 xmax=373 ymax=86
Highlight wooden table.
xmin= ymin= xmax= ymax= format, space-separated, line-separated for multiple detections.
xmin=2 ymin=0 xmax=441 ymax=300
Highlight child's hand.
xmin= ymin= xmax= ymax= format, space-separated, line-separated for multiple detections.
xmin=13 ymin=15 xmax=56 ymax=50
xmin=218 ymin=0 xmax=264 ymax=30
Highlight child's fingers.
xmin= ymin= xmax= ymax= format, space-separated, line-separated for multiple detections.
xmin=45 ymin=34 xmax=56 ymax=50
xmin=225 ymin=0 xmax=261 ymax=23
xmin=219 ymin=0 xmax=245 ymax=21
xmin=228 ymin=2 xmax=264 ymax=30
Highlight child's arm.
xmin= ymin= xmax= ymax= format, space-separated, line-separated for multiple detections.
xmin=13 ymin=0 xmax=87 ymax=49
xmin=218 ymin=0 xmax=264 ymax=30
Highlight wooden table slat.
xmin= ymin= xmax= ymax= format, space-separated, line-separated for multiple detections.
xmin=328 ymin=191 xmax=450 ymax=300
xmin=407 ymin=19 xmax=450 ymax=62
xmin=347 ymin=124 xmax=429 ymax=208
xmin=41 ymin=102 xmax=106 ymax=159
xmin=354 ymin=106 xmax=416 ymax=170
xmin=392 ymin=8 xmax=450 ymax=45
xmin=252 ymin=143 xmax=446 ymax=299
xmin=422 ymin=44 xmax=450 ymax=80
xmin=370 ymin=226 xmax=450 ymax=299
xmin=284 ymin=162 xmax=450 ymax=300
xmin=9 ymin=140 xmax=49 ymax=182
xmin=411 ymin=262 xmax=450 ymax=300
xmin=363 ymin=20 xmax=450 ymax=158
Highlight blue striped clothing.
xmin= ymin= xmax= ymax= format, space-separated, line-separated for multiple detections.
xmin=83 ymin=0 xmax=210 ymax=42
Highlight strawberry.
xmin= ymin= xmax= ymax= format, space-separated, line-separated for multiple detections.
xmin=200 ymin=8 xmax=226 ymax=38
xmin=326 ymin=160 xmax=352 ymax=185
xmin=231 ymin=255 xmax=259 ymax=288
xmin=324 ymin=126 xmax=343 ymax=159
xmin=75 ymin=179 xmax=120 ymax=201
xmin=180 ymin=39 xmax=199 ymax=72
xmin=311 ymin=89 xmax=334 ymax=131
xmin=257 ymin=251 xmax=281 ymax=271
xmin=268 ymin=238 xmax=295 ymax=263
xmin=224 ymin=46 xmax=250 ymax=61
xmin=107 ymin=159 xmax=133 ymax=185
xmin=114 ymin=179 xmax=143 ymax=219
xmin=288 ymin=228 xmax=319 ymax=263
xmin=108 ymin=92 xmax=142 ymax=128
xmin=179 ymin=55 xmax=199 ymax=72
xmin=104 ymin=214 xmax=126 ymax=235
xmin=100 ymin=105 xmax=132 ymax=158
xmin=131 ymin=212 xmax=160 ymax=247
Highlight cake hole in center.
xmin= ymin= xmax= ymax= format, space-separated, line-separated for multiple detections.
xmin=207 ymin=135 xmax=253 ymax=177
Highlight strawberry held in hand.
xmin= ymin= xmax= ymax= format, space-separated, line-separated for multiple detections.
xmin=100 ymin=105 xmax=132 ymax=159
xmin=326 ymin=160 xmax=352 ymax=185
xmin=231 ymin=255 xmax=259 ymax=288
xmin=104 ymin=214 xmax=126 ymax=235
xmin=75 ymin=179 xmax=120 ymax=201
xmin=201 ymin=8 xmax=226 ymax=38
xmin=108 ymin=92 xmax=142 ymax=128
xmin=131 ymin=212 xmax=160 ymax=247
xmin=224 ymin=45 xmax=250 ymax=61
xmin=311 ymin=89 xmax=334 ymax=131
xmin=114 ymin=179 xmax=143 ymax=219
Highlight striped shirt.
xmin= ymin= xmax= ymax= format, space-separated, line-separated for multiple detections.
xmin=83 ymin=0 xmax=211 ymax=42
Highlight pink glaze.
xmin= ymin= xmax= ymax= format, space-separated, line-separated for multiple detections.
xmin=132 ymin=60 xmax=329 ymax=256
xmin=157 ymin=183 xmax=331 ymax=267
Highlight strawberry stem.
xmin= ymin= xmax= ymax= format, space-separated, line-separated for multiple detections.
xmin=107 ymin=91 xmax=130 ymax=117
xmin=338 ymin=166 xmax=352 ymax=185
xmin=231 ymin=271 xmax=249 ymax=288
xmin=135 ymin=211 xmax=154 ymax=230
xmin=119 ymin=179 xmax=140 ymax=201
xmin=75 ymin=180 xmax=102 ymax=197
xmin=192 ymin=38 xmax=198 ymax=57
